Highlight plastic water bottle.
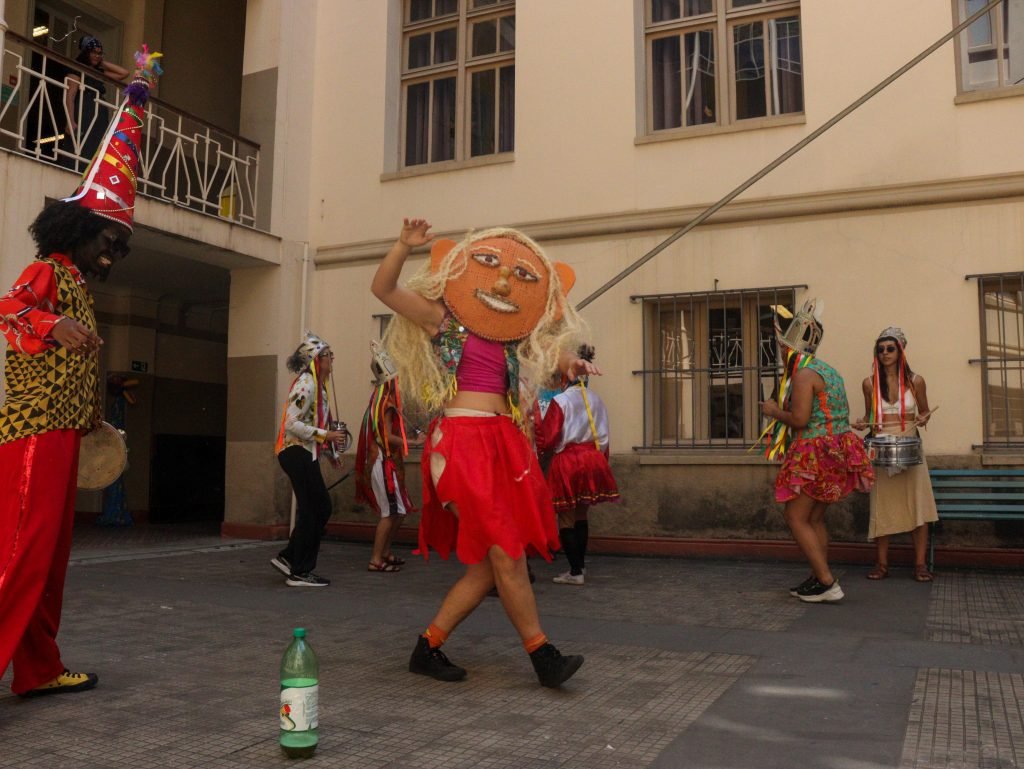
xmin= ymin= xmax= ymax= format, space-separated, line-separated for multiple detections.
xmin=279 ymin=627 xmax=319 ymax=758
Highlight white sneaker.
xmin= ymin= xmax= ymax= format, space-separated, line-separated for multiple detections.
xmin=796 ymin=578 xmax=844 ymax=603
xmin=552 ymin=571 xmax=584 ymax=586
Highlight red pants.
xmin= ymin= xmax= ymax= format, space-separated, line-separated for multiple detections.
xmin=0 ymin=429 xmax=81 ymax=694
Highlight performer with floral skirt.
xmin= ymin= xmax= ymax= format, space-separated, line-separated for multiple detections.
xmin=372 ymin=217 xmax=594 ymax=688
xmin=0 ymin=47 xmax=161 ymax=697
xmin=759 ymin=299 xmax=874 ymax=603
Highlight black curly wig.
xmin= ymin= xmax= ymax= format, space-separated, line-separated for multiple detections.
xmin=28 ymin=201 xmax=109 ymax=258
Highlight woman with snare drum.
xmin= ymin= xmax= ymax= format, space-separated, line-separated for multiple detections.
xmin=852 ymin=327 xmax=938 ymax=582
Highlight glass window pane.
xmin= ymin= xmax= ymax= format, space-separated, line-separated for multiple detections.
xmin=409 ymin=0 xmax=431 ymax=23
xmin=471 ymin=69 xmax=496 ymax=156
xmin=966 ymin=0 xmax=994 ymax=46
xmin=499 ymin=65 xmax=515 ymax=152
xmin=437 ymin=0 xmax=458 ymax=15
xmin=408 ymin=33 xmax=431 ymax=69
xmin=731 ymin=0 xmax=764 ymax=7
xmin=651 ymin=36 xmax=682 ymax=130
xmin=435 ymin=27 xmax=457 ymax=64
xmin=431 ymin=77 xmax=456 ymax=162
xmin=500 ymin=16 xmax=516 ymax=51
xmin=474 ymin=0 xmax=501 ymax=7
xmin=734 ymin=21 xmax=766 ymax=119
xmin=684 ymin=29 xmax=716 ymax=125
xmin=652 ymin=0 xmax=681 ymax=22
xmin=772 ymin=16 xmax=804 ymax=114
xmin=685 ymin=0 xmax=713 ymax=14
xmin=472 ymin=19 xmax=498 ymax=56
xmin=405 ymin=82 xmax=429 ymax=166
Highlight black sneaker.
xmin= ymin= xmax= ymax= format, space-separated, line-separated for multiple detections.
xmin=286 ymin=572 xmax=330 ymax=587
xmin=271 ymin=555 xmax=291 ymax=577
xmin=529 ymin=643 xmax=584 ymax=688
xmin=795 ymin=578 xmax=844 ymax=603
xmin=789 ymin=574 xmax=817 ymax=596
xmin=408 ymin=636 xmax=467 ymax=682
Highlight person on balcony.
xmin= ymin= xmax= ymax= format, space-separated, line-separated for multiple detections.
xmin=0 ymin=47 xmax=161 ymax=697
xmin=63 ymin=35 xmax=129 ymax=172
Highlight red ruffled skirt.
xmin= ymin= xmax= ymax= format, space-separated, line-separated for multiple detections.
xmin=418 ymin=415 xmax=559 ymax=564
xmin=775 ymin=431 xmax=874 ymax=503
xmin=547 ymin=442 xmax=620 ymax=513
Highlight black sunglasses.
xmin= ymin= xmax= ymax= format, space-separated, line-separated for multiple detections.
xmin=876 ymin=344 xmax=898 ymax=354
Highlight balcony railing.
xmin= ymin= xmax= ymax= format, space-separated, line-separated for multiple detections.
xmin=0 ymin=32 xmax=260 ymax=228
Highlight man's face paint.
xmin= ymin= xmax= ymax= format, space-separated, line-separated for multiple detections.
xmin=73 ymin=223 xmax=131 ymax=281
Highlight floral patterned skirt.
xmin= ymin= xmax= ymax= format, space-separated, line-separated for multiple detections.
xmin=774 ymin=431 xmax=874 ymax=504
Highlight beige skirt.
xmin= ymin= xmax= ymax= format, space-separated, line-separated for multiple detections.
xmin=867 ymin=425 xmax=939 ymax=540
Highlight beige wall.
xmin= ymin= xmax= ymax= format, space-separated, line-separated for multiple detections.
xmin=307 ymin=0 xmax=1024 ymax=245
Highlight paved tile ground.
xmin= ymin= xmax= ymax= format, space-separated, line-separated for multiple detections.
xmin=1 ymin=524 xmax=1022 ymax=769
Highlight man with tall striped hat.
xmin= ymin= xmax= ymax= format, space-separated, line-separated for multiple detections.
xmin=0 ymin=47 xmax=161 ymax=698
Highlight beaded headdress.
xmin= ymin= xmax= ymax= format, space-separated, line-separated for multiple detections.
xmin=294 ymin=331 xmax=329 ymax=369
xmin=63 ymin=45 xmax=163 ymax=231
xmin=876 ymin=326 xmax=907 ymax=347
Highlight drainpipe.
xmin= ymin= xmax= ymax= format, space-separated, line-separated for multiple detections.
xmin=288 ymin=241 xmax=311 ymax=536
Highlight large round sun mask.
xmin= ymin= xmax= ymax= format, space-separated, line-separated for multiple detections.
xmin=432 ymin=236 xmax=575 ymax=342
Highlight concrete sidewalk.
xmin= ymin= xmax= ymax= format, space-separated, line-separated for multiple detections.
xmin=1 ymin=527 xmax=1022 ymax=769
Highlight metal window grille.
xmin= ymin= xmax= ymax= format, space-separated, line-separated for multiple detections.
xmin=970 ymin=271 xmax=1024 ymax=448
xmin=632 ymin=285 xmax=802 ymax=449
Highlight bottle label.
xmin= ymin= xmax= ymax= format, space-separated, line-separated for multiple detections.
xmin=280 ymin=685 xmax=319 ymax=731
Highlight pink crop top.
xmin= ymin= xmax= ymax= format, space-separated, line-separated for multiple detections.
xmin=457 ymin=334 xmax=507 ymax=395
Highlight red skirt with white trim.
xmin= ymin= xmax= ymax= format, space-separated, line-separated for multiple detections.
xmin=418 ymin=415 xmax=559 ymax=564
xmin=546 ymin=442 xmax=620 ymax=513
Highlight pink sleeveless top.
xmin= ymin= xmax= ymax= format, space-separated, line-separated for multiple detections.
xmin=456 ymin=334 xmax=507 ymax=395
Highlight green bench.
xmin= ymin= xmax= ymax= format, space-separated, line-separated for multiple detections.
xmin=928 ymin=468 xmax=1024 ymax=570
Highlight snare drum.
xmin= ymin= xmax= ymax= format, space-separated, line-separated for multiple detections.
xmin=77 ymin=421 xmax=128 ymax=490
xmin=864 ymin=434 xmax=922 ymax=469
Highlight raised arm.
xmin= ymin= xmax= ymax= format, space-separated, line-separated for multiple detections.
xmin=371 ymin=218 xmax=445 ymax=334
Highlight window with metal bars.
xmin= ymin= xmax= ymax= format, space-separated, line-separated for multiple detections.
xmin=971 ymin=271 xmax=1024 ymax=448
xmin=633 ymin=286 xmax=801 ymax=448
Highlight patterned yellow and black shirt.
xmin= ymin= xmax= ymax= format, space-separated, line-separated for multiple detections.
xmin=0 ymin=255 xmax=99 ymax=444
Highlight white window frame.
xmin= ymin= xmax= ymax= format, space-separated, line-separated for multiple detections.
xmin=640 ymin=0 xmax=804 ymax=139
xmin=396 ymin=0 xmax=515 ymax=173
xmin=953 ymin=0 xmax=1024 ymax=101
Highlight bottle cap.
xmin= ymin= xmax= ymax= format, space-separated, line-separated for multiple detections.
xmin=293 ymin=628 xmax=306 ymax=638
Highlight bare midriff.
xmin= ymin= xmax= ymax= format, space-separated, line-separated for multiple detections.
xmin=447 ymin=389 xmax=509 ymax=415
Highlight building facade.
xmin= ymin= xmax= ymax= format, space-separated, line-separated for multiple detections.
xmin=2 ymin=0 xmax=1022 ymax=558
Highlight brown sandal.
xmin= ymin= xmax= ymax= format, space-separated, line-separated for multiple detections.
xmin=866 ymin=564 xmax=889 ymax=580
xmin=368 ymin=561 xmax=401 ymax=573
xmin=913 ymin=565 xmax=933 ymax=582
xmin=384 ymin=554 xmax=406 ymax=566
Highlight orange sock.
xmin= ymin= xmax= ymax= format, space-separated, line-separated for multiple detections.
xmin=523 ymin=632 xmax=548 ymax=654
xmin=423 ymin=623 xmax=449 ymax=649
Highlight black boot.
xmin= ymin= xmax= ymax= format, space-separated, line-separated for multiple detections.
xmin=529 ymin=643 xmax=584 ymax=688
xmin=408 ymin=636 xmax=467 ymax=682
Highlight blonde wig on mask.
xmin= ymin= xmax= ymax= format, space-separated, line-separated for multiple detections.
xmin=382 ymin=227 xmax=588 ymax=415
